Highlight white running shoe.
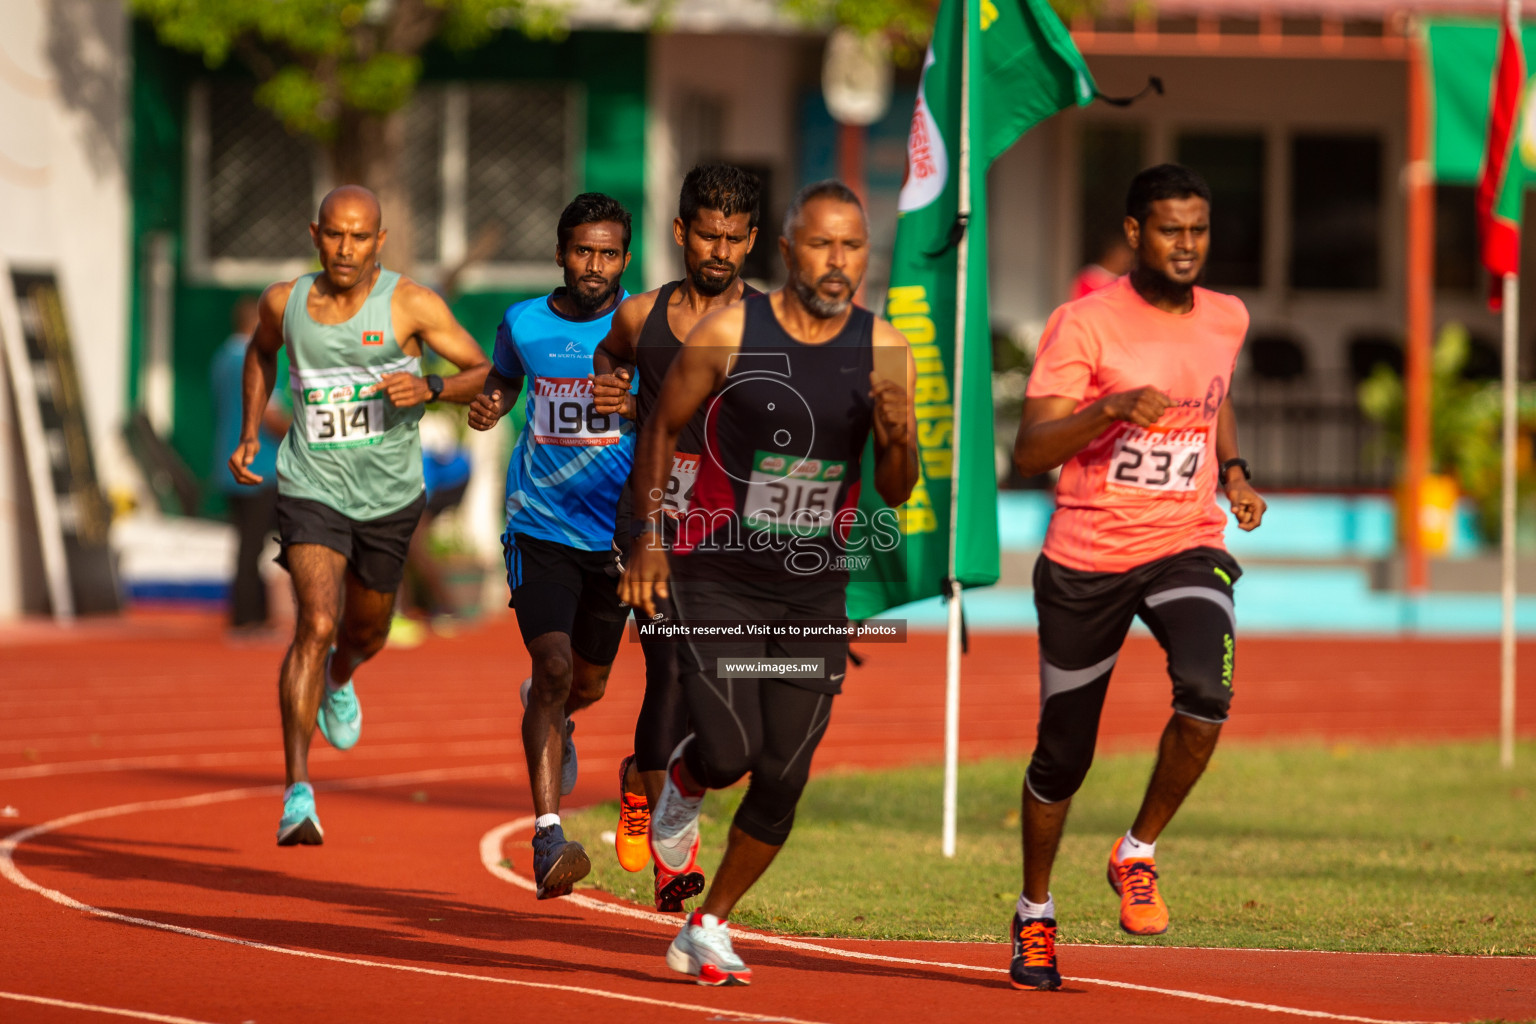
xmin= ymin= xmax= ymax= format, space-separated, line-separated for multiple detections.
xmin=667 ymin=911 xmax=751 ymax=986
xmin=649 ymin=739 xmax=703 ymax=876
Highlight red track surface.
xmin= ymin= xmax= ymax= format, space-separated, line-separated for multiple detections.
xmin=2 ymin=610 xmax=1534 ymax=1023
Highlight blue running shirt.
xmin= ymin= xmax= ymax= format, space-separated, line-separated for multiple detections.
xmin=495 ymin=292 xmax=633 ymax=552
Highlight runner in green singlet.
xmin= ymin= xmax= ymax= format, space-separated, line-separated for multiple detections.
xmin=229 ymin=185 xmax=489 ymax=846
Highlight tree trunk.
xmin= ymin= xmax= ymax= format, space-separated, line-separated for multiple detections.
xmin=327 ymin=108 xmax=417 ymax=276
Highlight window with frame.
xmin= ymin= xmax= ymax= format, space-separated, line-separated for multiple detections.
xmin=1288 ymin=133 xmax=1383 ymax=290
xmin=1435 ymin=184 xmax=1480 ymax=295
xmin=1077 ymin=122 xmax=1145 ymax=269
xmin=188 ymin=80 xmax=581 ymax=284
xmin=1174 ymin=132 xmax=1265 ymax=289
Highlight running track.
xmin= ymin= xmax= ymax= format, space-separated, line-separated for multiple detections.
xmin=2 ymin=610 xmax=1534 ymax=1023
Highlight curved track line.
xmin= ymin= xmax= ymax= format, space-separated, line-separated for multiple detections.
xmin=0 ymin=990 xmax=226 ymax=1024
xmin=480 ymin=818 xmax=1453 ymax=1024
xmin=0 ymin=771 xmax=830 ymax=1024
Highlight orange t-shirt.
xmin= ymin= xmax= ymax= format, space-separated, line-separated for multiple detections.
xmin=1025 ymin=276 xmax=1248 ymax=573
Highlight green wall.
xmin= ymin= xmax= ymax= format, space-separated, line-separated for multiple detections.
xmin=128 ymin=22 xmax=648 ymax=512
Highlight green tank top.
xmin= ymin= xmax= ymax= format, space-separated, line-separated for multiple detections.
xmin=275 ymin=269 xmax=424 ymax=519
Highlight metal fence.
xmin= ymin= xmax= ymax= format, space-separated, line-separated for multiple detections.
xmin=1232 ymin=384 xmax=1396 ymax=490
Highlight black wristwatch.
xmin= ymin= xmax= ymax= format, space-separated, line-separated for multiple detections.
xmin=1220 ymin=457 xmax=1251 ymax=485
xmin=425 ymin=373 xmax=444 ymax=403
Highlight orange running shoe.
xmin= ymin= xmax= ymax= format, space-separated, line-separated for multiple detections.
xmin=1106 ymin=838 xmax=1169 ymax=935
xmin=1008 ymin=913 xmax=1061 ymax=990
xmin=615 ymin=755 xmax=651 ymax=872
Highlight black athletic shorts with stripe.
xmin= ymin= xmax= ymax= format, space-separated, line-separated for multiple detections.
xmin=503 ymin=532 xmax=629 ymax=666
xmin=1026 ymin=545 xmax=1242 ymax=804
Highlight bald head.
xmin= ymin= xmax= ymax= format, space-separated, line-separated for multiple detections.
xmin=317 ymin=185 xmax=382 ymax=232
xmin=310 ymin=184 xmax=386 ymax=291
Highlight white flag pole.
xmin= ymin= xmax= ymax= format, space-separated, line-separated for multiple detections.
xmin=1499 ymin=0 xmax=1521 ymax=772
xmin=941 ymin=0 xmax=972 ymax=860
xmin=1500 ymin=271 xmax=1518 ymax=770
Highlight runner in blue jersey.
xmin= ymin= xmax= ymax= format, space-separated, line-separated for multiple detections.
xmin=468 ymin=193 xmax=635 ymax=899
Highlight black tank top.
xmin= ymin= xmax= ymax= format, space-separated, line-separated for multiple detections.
xmin=674 ymin=293 xmax=876 ymax=581
xmin=635 ymin=279 xmax=761 ymax=459
xmin=617 ymin=280 xmax=761 ymax=544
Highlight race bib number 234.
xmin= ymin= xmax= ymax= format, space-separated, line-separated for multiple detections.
xmin=1107 ymin=425 xmax=1208 ymax=497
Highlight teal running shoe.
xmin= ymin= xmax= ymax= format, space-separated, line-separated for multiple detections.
xmin=316 ymin=651 xmax=362 ymax=751
xmin=277 ymin=782 xmax=324 ymax=846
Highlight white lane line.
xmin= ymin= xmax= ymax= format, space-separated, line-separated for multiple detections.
xmin=0 ymin=990 xmax=226 ymax=1024
xmin=481 ymin=819 xmax=1455 ymax=1024
xmin=0 ymin=740 xmax=523 ymax=781
xmin=0 ymin=771 xmax=831 ymax=1024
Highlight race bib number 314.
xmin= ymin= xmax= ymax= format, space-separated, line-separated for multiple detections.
xmin=1107 ymin=425 xmax=1208 ymax=497
xmin=532 ymin=377 xmax=622 ymax=447
xmin=304 ymin=382 xmax=386 ymax=450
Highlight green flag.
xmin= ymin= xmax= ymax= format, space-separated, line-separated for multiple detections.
xmin=1425 ymin=18 xmax=1536 ymax=184
xmin=846 ymin=0 xmax=1095 ymax=620
xmin=1425 ymin=15 xmax=1536 ymax=304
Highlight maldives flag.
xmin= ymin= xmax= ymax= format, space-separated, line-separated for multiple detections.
xmin=1478 ymin=0 xmax=1531 ymax=309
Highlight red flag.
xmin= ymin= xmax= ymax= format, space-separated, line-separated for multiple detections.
xmin=1477 ymin=0 xmax=1526 ymax=309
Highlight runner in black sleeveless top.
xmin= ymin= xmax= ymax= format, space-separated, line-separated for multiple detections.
xmin=672 ymin=292 xmax=874 ymax=582
xmin=591 ymin=164 xmax=762 ymax=910
xmin=620 ymin=180 xmax=917 ymax=986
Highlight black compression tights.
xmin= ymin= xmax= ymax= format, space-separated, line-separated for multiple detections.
xmin=680 ymin=674 xmax=833 ymax=846
xmin=634 ymin=632 xmax=691 ymax=773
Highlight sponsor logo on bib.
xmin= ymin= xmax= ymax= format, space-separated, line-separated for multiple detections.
xmin=362 ymin=330 xmax=383 ymax=346
xmin=328 ymin=384 xmax=356 ymax=402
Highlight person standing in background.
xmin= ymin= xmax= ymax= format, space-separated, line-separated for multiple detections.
xmin=1070 ymin=236 xmax=1135 ymax=301
xmin=212 ymin=296 xmax=290 ymax=632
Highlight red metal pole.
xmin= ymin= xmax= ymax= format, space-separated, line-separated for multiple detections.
xmin=838 ymin=122 xmax=868 ymax=206
xmin=838 ymin=122 xmax=869 ymax=304
xmin=1405 ymin=35 xmax=1435 ymax=593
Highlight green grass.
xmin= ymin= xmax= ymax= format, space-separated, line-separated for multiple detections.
xmin=559 ymin=740 xmax=1536 ymax=954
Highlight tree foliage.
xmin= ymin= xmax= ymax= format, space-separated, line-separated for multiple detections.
xmin=779 ymin=0 xmax=1106 ymax=65
xmin=130 ymin=0 xmax=566 ymax=139
xmin=1358 ymin=322 xmax=1536 ymax=542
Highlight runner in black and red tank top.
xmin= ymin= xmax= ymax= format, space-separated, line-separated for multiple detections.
xmin=590 ymin=164 xmax=762 ymax=910
xmin=620 ymin=180 xmax=918 ymax=986
xmin=674 ymin=292 xmax=874 ymax=580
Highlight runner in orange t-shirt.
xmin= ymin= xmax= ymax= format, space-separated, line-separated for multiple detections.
xmin=1005 ymin=164 xmax=1267 ymax=991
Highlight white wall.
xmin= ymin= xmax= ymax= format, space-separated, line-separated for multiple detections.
xmin=645 ymin=31 xmax=818 ymax=290
xmin=988 ymin=54 xmax=1474 ymax=385
xmin=0 ymin=0 xmax=130 ymax=617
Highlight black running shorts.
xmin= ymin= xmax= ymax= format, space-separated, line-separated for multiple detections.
xmin=1027 ymin=545 xmax=1242 ymax=804
xmin=504 ymin=532 xmax=629 ymax=665
xmin=275 ymin=493 xmax=425 ymax=594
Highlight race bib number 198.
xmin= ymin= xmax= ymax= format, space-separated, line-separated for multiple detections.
xmin=1107 ymin=425 xmax=1208 ymax=496
xmin=532 ymin=377 xmax=621 ymax=447
xmin=304 ymin=382 xmax=386 ymax=449
xmin=744 ymin=451 xmax=847 ymax=535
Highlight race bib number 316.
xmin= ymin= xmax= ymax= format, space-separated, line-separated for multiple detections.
xmin=304 ymin=382 xmax=386 ymax=450
xmin=532 ymin=377 xmax=622 ymax=447
xmin=744 ymin=451 xmax=847 ymax=535
xmin=1107 ymin=425 xmax=1208 ymax=497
